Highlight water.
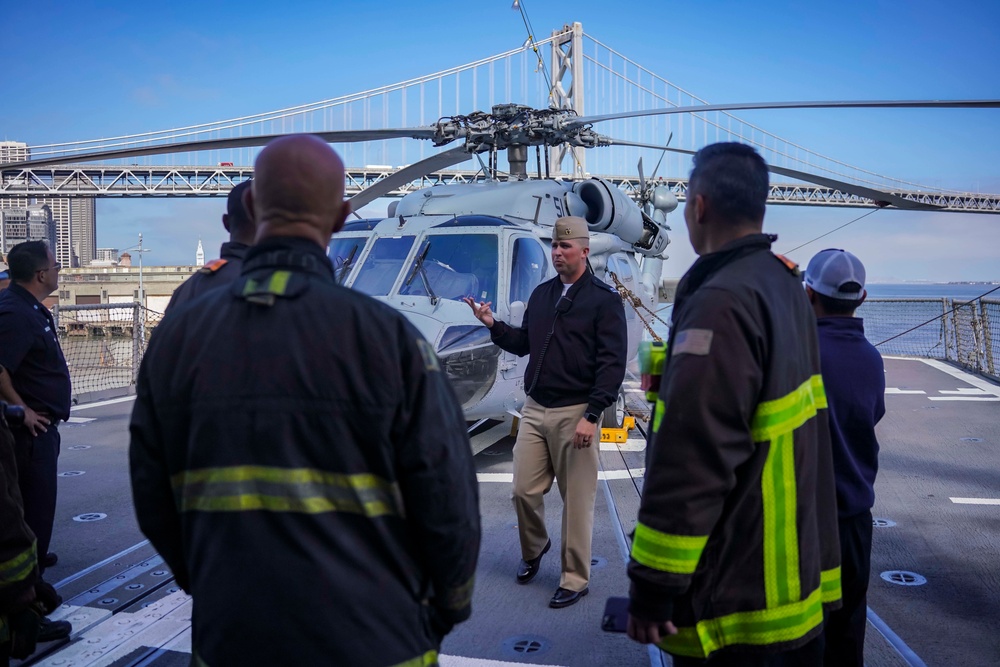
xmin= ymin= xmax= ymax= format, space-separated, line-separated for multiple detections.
xmin=865 ymin=283 xmax=999 ymax=300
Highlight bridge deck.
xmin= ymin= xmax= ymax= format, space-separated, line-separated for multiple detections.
xmin=15 ymin=357 xmax=1000 ymax=666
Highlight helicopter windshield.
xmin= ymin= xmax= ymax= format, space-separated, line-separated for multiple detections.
xmin=351 ymin=235 xmax=416 ymax=296
xmin=328 ymin=236 xmax=366 ymax=284
xmin=399 ymin=233 xmax=498 ymax=303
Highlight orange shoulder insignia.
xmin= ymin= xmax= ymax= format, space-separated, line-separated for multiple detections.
xmin=198 ymin=258 xmax=229 ymax=275
xmin=773 ymin=253 xmax=800 ymax=277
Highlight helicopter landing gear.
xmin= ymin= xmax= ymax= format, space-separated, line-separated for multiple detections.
xmin=602 ymin=390 xmax=626 ymax=429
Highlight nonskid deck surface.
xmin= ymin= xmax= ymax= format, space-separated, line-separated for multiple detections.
xmin=17 ymin=359 xmax=1000 ymax=666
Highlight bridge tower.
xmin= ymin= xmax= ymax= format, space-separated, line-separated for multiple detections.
xmin=548 ymin=22 xmax=586 ymax=179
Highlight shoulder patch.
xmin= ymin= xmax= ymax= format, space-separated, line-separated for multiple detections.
xmin=198 ymin=258 xmax=229 ymax=275
xmin=772 ymin=253 xmax=800 ymax=277
xmin=672 ymin=328 xmax=714 ymax=357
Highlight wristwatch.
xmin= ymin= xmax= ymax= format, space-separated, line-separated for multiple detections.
xmin=584 ymin=412 xmax=600 ymax=424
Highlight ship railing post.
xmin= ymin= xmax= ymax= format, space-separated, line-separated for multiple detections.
xmin=132 ymin=302 xmax=141 ymax=385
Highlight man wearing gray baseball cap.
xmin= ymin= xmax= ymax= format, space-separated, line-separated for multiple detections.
xmin=804 ymin=248 xmax=885 ymax=667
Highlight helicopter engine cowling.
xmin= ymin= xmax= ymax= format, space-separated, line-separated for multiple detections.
xmin=573 ymin=179 xmax=670 ymax=257
xmin=573 ymin=179 xmax=645 ymax=244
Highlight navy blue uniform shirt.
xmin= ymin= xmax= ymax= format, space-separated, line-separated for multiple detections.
xmin=0 ymin=283 xmax=72 ymax=422
xmin=817 ymin=316 xmax=885 ymax=518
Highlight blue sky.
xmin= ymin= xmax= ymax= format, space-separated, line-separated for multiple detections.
xmin=2 ymin=0 xmax=998 ymax=281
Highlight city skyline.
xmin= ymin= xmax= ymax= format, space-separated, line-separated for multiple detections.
xmin=1 ymin=1 xmax=998 ymax=281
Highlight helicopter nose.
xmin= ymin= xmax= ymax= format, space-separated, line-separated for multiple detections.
xmin=395 ymin=306 xmax=499 ymax=412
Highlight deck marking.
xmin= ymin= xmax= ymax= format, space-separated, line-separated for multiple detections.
xmin=600 ymin=437 xmax=646 ymax=451
xmin=885 ymin=388 xmax=926 ymax=395
xmin=72 ymin=394 xmax=137 ymax=411
xmin=950 ymin=497 xmax=1000 ymax=505
xmin=66 ymin=416 xmax=96 ymax=423
xmin=927 ymin=396 xmax=1000 ymax=401
xmin=478 ymin=470 xmax=644 ymax=483
xmin=54 ymin=539 xmax=151 ymax=589
xmin=867 ymin=606 xmax=927 ymax=667
xmin=471 ymin=421 xmax=512 ymax=455
xmin=916 ymin=358 xmax=1000 ymax=397
xmin=939 ymin=387 xmax=991 ymax=394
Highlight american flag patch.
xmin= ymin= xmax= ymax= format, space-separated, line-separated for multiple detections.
xmin=673 ymin=329 xmax=714 ymax=356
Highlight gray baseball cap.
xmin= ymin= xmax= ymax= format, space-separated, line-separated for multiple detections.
xmin=804 ymin=248 xmax=866 ymax=300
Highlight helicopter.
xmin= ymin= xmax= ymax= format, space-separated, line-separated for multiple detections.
xmin=4 ymin=99 xmax=998 ymax=425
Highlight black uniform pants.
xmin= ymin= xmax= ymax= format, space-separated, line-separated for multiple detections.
xmin=13 ymin=425 xmax=60 ymax=575
xmin=823 ymin=509 xmax=873 ymax=667
xmin=671 ymin=633 xmax=824 ymax=666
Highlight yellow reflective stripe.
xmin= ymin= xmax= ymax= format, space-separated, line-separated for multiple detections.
xmin=0 ymin=541 xmax=36 ymax=586
xmin=631 ymin=522 xmax=708 ymax=575
xmin=762 ymin=431 xmax=800 ymax=608
xmin=171 ymin=467 xmax=401 ymax=518
xmin=821 ymin=567 xmax=842 ymax=604
xmin=268 ymin=270 xmax=291 ymax=295
xmin=662 ymin=584 xmax=825 ymax=658
xmin=441 ymin=575 xmax=475 ymax=612
xmin=652 ymin=398 xmax=665 ymax=433
xmin=751 ymin=375 xmax=827 ymax=442
xmin=389 ymin=649 xmax=438 ymax=667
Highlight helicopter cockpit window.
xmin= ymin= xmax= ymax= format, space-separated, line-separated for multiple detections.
xmin=351 ymin=236 xmax=416 ymax=296
xmin=399 ymin=233 xmax=498 ymax=303
xmin=509 ymin=237 xmax=549 ymax=304
xmin=328 ymin=236 xmax=367 ymax=284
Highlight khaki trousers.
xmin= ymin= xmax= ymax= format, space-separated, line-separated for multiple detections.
xmin=512 ymin=396 xmax=600 ymax=592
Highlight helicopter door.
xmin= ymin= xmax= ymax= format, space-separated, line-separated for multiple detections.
xmin=501 ymin=235 xmax=550 ymax=380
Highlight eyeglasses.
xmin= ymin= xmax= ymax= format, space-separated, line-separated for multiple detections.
xmin=38 ymin=263 xmax=62 ymax=273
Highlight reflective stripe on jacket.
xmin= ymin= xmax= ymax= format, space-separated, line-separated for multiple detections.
xmin=628 ymin=234 xmax=841 ymax=659
xmin=130 ymin=237 xmax=480 ymax=667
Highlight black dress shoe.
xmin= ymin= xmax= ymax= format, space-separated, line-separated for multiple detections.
xmin=549 ymin=586 xmax=589 ymax=608
xmin=42 ymin=552 xmax=58 ymax=568
xmin=37 ymin=617 xmax=72 ymax=642
xmin=516 ymin=539 xmax=551 ymax=584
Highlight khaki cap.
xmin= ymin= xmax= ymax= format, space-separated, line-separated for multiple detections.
xmin=553 ymin=216 xmax=590 ymax=240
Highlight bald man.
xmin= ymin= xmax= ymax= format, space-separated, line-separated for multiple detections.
xmin=129 ymin=135 xmax=481 ymax=666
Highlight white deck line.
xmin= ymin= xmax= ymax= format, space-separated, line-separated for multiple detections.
xmin=916 ymin=358 xmax=1000 ymax=397
xmin=71 ymin=395 xmax=137 ymax=412
xmin=885 ymin=388 xmax=926 ymax=394
xmin=949 ymin=497 xmax=1000 ymax=505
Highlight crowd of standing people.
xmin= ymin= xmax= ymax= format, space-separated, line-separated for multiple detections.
xmin=0 ymin=138 xmax=885 ymax=666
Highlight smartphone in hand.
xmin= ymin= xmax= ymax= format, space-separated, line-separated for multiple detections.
xmin=601 ymin=596 xmax=629 ymax=633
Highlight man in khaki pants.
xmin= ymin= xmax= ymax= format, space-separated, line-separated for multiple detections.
xmin=465 ymin=216 xmax=627 ymax=608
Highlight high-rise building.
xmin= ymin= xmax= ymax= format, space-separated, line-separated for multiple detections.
xmin=0 ymin=204 xmax=55 ymax=254
xmin=1 ymin=141 xmax=97 ymax=268
xmin=46 ymin=198 xmax=97 ymax=267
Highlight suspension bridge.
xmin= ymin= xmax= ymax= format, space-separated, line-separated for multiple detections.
xmin=2 ymin=23 xmax=998 ymax=213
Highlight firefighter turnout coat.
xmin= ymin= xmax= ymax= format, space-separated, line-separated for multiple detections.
xmin=628 ymin=234 xmax=841 ymax=659
xmin=129 ymin=237 xmax=481 ymax=667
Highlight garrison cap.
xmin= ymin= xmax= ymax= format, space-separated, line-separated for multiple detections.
xmin=553 ymin=216 xmax=590 ymax=241
xmin=804 ymin=248 xmax=867 ymax=300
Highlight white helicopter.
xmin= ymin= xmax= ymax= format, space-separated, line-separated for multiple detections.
xmin=5 ymin=99 xmax=997 ymax=424
xmin=328 ymin=107 xmax=678 ymax=425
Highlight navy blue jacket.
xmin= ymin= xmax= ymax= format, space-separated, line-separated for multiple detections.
xmin=817 ymin=316 xmax=885 ymax=518
xmin=490 ymin=273 xmax=627 ymax=415
xmin=0 ymin=284 xmax=71 ymax=421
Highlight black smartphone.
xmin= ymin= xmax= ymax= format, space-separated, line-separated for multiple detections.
xmin=601 ymin=596 xmax=629 ymax=633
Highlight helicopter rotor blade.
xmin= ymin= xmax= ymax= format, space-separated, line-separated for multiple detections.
xmin=607 ymin=139 xmax=944 ymax=212
xmin=637 ymin=157 xmax=646 ymax=196
xmin=2 ymin=128 xmax=439 ymax=169
xmin=567 ymin=99 xmax=1000 ymax=129
xmin=347 ymin=146 xmax=470 ymax=212
xmin=650 ymin=131 xmax=672 ymax=182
